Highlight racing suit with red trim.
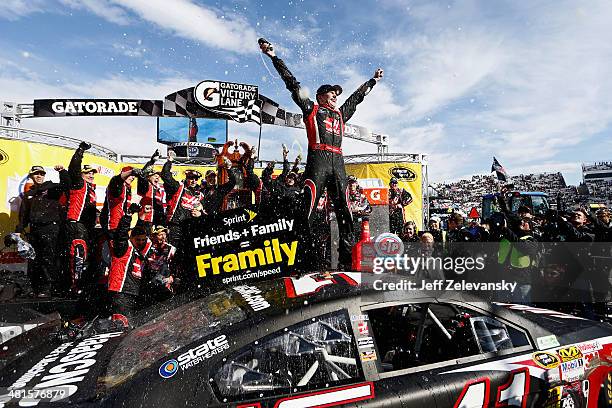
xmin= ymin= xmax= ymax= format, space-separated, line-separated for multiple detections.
xmin=65 ymin=147 xmax=97 ymax=290
xmin=271 ymin=56 xmax=377 ymax=267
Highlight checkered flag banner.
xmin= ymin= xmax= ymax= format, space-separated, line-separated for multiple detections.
xmin=259 ymin=94 xmax=305 ymax=129
xmin=205 ymin=99 xmax=262 ymax=125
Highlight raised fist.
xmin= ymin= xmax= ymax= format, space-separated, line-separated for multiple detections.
xmin=128 ymin=203 xmax=142 ymax=214
xmin=373 ymin=68 xmax=384 ymax=81
xmin=54 ymin=165 xmax=65 ymax=172
xmin=79 ymin=141 xmax=92 ymax=151
xmin=151 ymin=149 xmax=161 ymax=160
xmin=258 ymin=38 xmax=275 ymax=57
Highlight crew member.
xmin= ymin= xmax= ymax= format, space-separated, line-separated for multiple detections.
xmin=389 ymin=177 xmax=413 ymax=235
xmin=137 ymin=150 xmax=166 ymax=229
xmin=16 ymin=165 xmax=69 ymax=297
xmin=161 ymin=155 xmax=204 ymax=247
xmin=64 ymin=142 xmax=98 ymax=293
xmin=201 ymin=158 xmax=235 ymax=216
xmin=260 ymin=38 xmax=383 ymax=269
xmin=107 ymin=205 xmax=152 ymax=319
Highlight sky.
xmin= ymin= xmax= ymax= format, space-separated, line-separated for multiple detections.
xmin=1 ymin=0 xmax=612 ymax=185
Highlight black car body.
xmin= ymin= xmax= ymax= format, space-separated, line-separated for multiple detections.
xmin=1 ymin=272 xmax=612 ymax=407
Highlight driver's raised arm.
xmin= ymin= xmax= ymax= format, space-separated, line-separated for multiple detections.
xmin=340 ymin=68 xmax=383 ymax=123
xmin=260 ymin=39 xmax=314 ymax=115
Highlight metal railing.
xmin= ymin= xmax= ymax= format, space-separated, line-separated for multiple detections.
xmin=0 ymin=125 xmax=118 ymax=161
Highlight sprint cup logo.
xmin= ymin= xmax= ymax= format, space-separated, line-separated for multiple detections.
xmin=194 ymin=80 xmax=258 ymax=109
xmin=0 ymin=148 xmax=8 ymax=165
xmin=532 ymin=351 xmax=560 ymax=369
xmin=159 ymin=335 xmax=229 ymax=378
xmin=389 ymin=167 xmax=417 ymax=182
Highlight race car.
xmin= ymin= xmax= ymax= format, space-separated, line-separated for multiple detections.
xmin=1 ymin=272 xmax=611 ymax=407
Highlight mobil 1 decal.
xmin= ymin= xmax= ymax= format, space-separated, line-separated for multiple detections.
xmin=182 ymin=207 xmax=302 ymax=288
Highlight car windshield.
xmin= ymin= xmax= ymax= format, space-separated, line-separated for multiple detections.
xmin=101 ymin=291 xmax=246 ymax=389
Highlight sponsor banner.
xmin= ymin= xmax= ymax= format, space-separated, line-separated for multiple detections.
xmin=182 ymin=207 xmax=301 ymax=288
xmin=33 ymin=99 xmax=163 ymax=117
xmin=159 ymin=334 xmax=229 ymax=378
xmin=357 ymin=337 xmax=374 ymax=349
xmin=0 ymin=139 xmax=120 ymax=257
xmin=345 ymin=162 xmax=424 ymax=231
xmin=194 ymin=80 xmax=261 ymax=125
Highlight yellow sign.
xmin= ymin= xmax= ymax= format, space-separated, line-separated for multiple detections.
xmin=557 ymin=346 xmax=583 ymax=362
xmin=532 ymin=351 xmax=561 ymax=369
xmin=345 ymin=161 xmax=424 ymax=231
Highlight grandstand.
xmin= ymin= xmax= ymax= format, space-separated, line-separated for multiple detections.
xmin=582 ymin=162 xmax=612 ymax=204
xmin=431 ymin=172 xmax=590 ymax=216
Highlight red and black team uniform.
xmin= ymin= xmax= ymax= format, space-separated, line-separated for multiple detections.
xmin=137 ymin=156 xmax=166 ymax=228
xmin=160 ymin=160 xmax=203 ymax=247
xmin=65 ymin=147 xmax=97 ymax=291
xmin=271 ymin=56 xmax=377 ymax=267
xmin=108 ymin=215 xmax=152 ymax=317
xmin=100 ymin=171 xmax=132 ymax=235
xmin=389 ymin=185 xmax=413 ymax=235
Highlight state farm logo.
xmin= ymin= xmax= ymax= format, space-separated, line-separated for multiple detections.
xmin=389 ymin=167 xmax=417 ymax=181
xmin=0 ymin=148 xmax=8 ymax=165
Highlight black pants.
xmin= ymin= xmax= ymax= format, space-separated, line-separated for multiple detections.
xmin=303 ymin=150 xmax=354 ymax=269
xmin=66 ymin=221 xmax=93 ymax=291
xmin=110 ymin=291 xmax=139 ymax=319
xmin=27 ymin=222 xmax=61 ymax=294
xmin=389 ymin=210 xmax=404 ymax=236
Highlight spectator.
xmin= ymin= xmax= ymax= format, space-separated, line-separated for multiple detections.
xmin=400 ymin=221 xmax=419 ymax=243
xmin=427 ymin=216 xmax=446 ymax=243
xmin=15 ymin=165 xmax=68 ymax=297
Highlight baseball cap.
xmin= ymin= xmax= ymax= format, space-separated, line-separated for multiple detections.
xmin=81 ymin=165 xmax=98 ymax=174
xmin=28 ymin=166 xmax=46 ymax=176
xmin=390 ymin=177 xmax=398 ymax=184
xmin=121 ymin=166 xmax=134 ymax=173
xmin=184 ymin=169 xmax=202 ymax=179
xmin=205 ymin=170 xmax=216 ymax=177
xmin=316 ymin=84 xmax=342 ymax=96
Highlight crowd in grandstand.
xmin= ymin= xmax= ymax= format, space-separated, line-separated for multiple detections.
xmin=432 ymin=170 xmax=612 ymax=216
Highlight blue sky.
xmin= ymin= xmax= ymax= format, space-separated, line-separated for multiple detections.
xmin=1 ymin=0 xmax=612 ymax=184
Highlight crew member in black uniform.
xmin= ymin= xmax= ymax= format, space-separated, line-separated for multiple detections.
xmin=16 ymin=165 xmax=69 ymax=297
xmin=260 ymin=38 xmax=384 ymax=269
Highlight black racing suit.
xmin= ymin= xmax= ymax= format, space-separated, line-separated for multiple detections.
xmin=271 ymin=56 xmax=377 ymax=268
xmin=201 ymin=171 xmax=236 ymax=216
xmin=16 ymin=177 xmax=68 ymax=294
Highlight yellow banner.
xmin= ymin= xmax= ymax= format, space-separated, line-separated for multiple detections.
xmin=0 ymin=139 xmax=120 ymax=239
xmin=345 ymin=161 xmax=424 ymax=231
